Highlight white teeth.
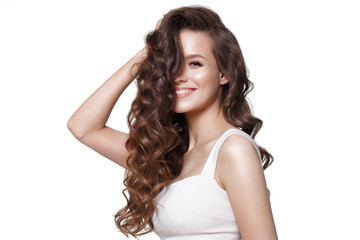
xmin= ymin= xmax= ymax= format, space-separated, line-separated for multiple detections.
xmin=176 ymin=89 xmax=192 ymax=95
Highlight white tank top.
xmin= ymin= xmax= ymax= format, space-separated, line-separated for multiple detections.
xmin=152 ymin=128 xmax=262 ymax=240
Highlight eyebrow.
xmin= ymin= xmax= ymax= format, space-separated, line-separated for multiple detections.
xmin=184 ymin=54 xmax=207 ymax=60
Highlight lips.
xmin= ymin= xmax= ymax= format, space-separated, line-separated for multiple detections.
xmin=175 ymin=88 xmax=196 ymax=98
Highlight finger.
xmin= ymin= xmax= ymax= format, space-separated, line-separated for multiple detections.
xmin=155 ymin=17 xmax=163 ymax=30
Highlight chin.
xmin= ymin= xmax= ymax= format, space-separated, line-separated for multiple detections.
xmin=172 ymin=108 xmax=187 ymax=114
xmin=173 ymin=104 xmax=192 ymax=114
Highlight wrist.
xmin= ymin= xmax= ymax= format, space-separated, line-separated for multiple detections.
xmin=137 ymin=47 xmax=147 ymax=59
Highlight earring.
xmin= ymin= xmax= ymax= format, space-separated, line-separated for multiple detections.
xmin=220 ymin=80 xmax=228 ymax=85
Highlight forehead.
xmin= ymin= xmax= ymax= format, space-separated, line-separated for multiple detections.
xmin=178 ymin=30 xmax=214 ymax=59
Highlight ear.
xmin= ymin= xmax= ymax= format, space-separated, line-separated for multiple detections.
xmin=219 ymin=72 xmax=229 ymax=85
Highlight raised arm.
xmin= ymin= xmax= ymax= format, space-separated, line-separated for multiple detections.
xmin=67 ymin=48 xmax=147 ymax=168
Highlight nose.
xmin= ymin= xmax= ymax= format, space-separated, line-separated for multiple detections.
xmin=175 ymin=67 xmax=188 ymax=83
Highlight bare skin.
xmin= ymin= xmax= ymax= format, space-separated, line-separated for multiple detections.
xmin=67 ymin=48 xmax=146 ymax=168
xmin=68 ymin=27 xmax=277 ymax=239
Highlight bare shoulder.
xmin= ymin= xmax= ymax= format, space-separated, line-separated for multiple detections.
xmin=218 ymin=133 xmax=261 ymax=169
xmin=215 ymin=133 xmax=263 ymax=189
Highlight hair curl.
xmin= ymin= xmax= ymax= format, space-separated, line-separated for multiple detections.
xmin=114 ymin=5 xmax=273 ymax=238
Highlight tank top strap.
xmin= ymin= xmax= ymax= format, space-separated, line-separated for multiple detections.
xmin=201 ymin=128 xmax=262 ymax=178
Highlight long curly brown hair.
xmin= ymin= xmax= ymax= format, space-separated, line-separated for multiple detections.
xmin=114 ymin=5 xmax=273 ymax=238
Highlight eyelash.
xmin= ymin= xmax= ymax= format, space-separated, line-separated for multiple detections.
xmin=189 ymin=61 xmax=202 ymax=67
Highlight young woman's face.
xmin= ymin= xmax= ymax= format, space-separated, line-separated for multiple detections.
xmin=173 ymin=30 xmax=227 ymax=114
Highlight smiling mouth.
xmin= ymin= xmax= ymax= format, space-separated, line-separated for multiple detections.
xmin=175 ymin=88 xmax=196 ymax=98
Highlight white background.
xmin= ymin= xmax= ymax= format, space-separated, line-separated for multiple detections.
xmin=1 ymin=0 xmax=359 ymax=239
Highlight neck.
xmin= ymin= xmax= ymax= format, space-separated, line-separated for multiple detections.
xmin=184 ymin=102 xmax=234 ymax=150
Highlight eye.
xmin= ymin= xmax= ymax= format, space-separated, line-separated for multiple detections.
xmin=189 ymin=61 xmax=202 ymax=67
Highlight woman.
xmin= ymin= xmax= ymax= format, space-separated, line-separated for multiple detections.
xmin=67 ymin=6 xmax=277 ymax=240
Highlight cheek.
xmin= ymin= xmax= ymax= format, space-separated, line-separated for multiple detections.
xmin=191 ymin=69 xmax=219 ymax=87
xmin=190 ymin=70 xmax=206 ymax=83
